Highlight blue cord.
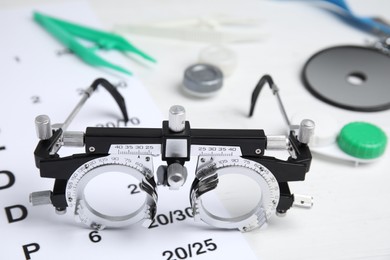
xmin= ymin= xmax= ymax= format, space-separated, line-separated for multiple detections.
xmin=323 ymin=0 xmax=351 ymax=11
xmin=320 ymin=0 xmax=390 ymax=36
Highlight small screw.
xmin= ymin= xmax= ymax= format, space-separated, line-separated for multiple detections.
xmin=145 ymin=156 xmax=150 ymax=162
xmin=200 ymin=158 xmax=206 ymax=163
xmin=89 ymin=146 xmax=96 ymax=152
xmin=255 ymin=148 xmax=262 ymax=154
xmin=91 ymin=223 xmax=102 ymax=230
xmin=276 ymin=210 xmax=287 ymax=217
xmin=55 ymin=207 xmax=67 ymax=215
xmin=68 ymin=197 xmax=73 ymax=203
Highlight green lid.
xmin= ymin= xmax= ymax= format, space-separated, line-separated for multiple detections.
xmin=337 ymin=122 xmax=387 ymax=159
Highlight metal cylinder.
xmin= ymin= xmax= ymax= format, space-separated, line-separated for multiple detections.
xmin=29 ymin=190 xmax=52 ymax=206
xmin=169 ymin=105 xmax=186 ymax=132
xmin=35 ymin=115 xmax=52 ymax=140
xmin=298 ymin=119 xmax=315 ymax=144
xmin=63 ymin=131 xmax=85 ymax=147
xmin=167 ymin=163 xmax=187 ymax=190
xmin=267 ymin=135 xmax=288 ymax=149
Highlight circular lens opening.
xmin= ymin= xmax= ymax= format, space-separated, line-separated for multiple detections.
xmin=200 ymin=173 xmax=262 ymax=219
xmin=83 ymin=171 xmax=145 ymax=217
xmin=347 ymin=72 xmax=366 ymax=86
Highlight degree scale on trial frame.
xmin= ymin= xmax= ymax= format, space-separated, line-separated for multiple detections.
xmin=108 ymin=144 xmax=244 ymax=157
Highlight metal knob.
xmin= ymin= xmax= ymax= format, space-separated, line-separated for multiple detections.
xmin=63 ymin=131 xmax=85 ymax=147
xmin=267 ymin=135 xmax=288 ymax=149
xmin=35 ymin=115 xmax=53 ymax=140
xmin=167 ymin=163 xmax=187 ymax=190
xmin=169 ymin=105 xmax=186 ymax=132
xmin=298 ymin=119 xmax=315 ymax=144
xmin=29 ymin=190 xmax=52 ymax=206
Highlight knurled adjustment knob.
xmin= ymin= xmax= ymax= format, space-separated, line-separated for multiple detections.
xmin=169 ymin=105 xmax=186 ymax=132
xmin=35 ymin=115 xmax=53 ymax=140
xmin=337 ymin=122 xmax=387 ymax=159
xmin=298 ymin=119 xmax=315 ymax=144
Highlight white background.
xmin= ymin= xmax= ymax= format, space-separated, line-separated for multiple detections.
xmin=0 ymin=0 xmax=390 ymax=259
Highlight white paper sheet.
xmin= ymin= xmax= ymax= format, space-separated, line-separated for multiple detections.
xmin=0 ymin=2 xmax=258 ymax=259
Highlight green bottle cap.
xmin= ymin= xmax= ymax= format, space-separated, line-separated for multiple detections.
xmin=337 ymin=122 xmax=387 ymax=159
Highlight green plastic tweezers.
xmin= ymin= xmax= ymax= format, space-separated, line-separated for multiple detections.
xmin=34 ymin=11 xmax=156 ymax=75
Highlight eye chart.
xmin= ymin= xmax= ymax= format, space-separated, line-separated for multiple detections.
xmin=0 ymin=2 xmax=258 ymax=259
